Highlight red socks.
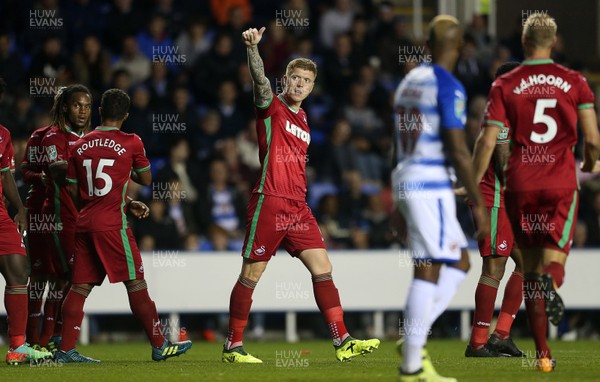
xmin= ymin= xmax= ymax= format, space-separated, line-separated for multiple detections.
xmin=226 ymin=276 xmax=256 ymax=350
xmin=26 ymin=284 xmax=44 ymax=345
xmin=523 ymin=274 xmax=551 ymax=359
xmin=39 ymin=299 xmax=58 ymax=346
xmin=126 ymin=280 xmax=164 ymax=348
xmin=59 ymin=286 xmax=89 ymax=351
xmin=5 ymin=285 xmax=28 ymax=349
xmin=494 ymin=272 xmax=523 ymax=339
xmin=543 ymin=262 xmax=565 ymax=288
xmin=470 ymin=274 xmax=499 ymax=348
xmin=312 ymin=273 xmax=349 ymax=346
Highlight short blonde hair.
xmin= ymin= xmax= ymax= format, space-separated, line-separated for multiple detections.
xmin=523 ymin=13 xmax=557 ymax=49
xmin=286 ymin=58 xmax=317 ymax=78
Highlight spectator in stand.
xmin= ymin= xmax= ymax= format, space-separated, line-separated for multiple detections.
xmin=28 ymin=34 xmax=72 ymax=85
xmin=320 ymin=119 xmax=357 ymax=185
xmin=164 ymin=86 xmax=199 ymax=139
xmin=155 ymin=138 xmax=202 ymax=208
xmin=121 ymin=85 xmax=155 ymax=152
xmin=323 ymin=33 xmax=360 ymax=100
xmin=236 ymin=117 xmax=261 ymax=177
xmin=110 ymin=68 xmax=132 ymax=92
xmin=363 ymin=193 xmax=393 ymax=248
xmin=319 ymin=0 xmax=355 ymax=49
xmin=197 ymin=157 xmax=246 ymax=251
xmin=72 ymin=35 xmax=111 ymax=97
xmin=378 ymin=16 xmax=414 ymax=81
xmin=136 ymin=14 xmax=174 ymax=61
xmin=455 ymin=34 xmax=490 ymax=99
xmin=62 ymin=0 xmax=107 ymax=49
xmin=219 ymin=5 xmax=251 ymax=61
xmin=1 ymin=89 xmax=36 ymax=139
xmin=213 ymin=80 xmax=248 ymax=138
xmin=191 ymin=110 xmax=222 ymax=163
xmin=104 ymin=0 xmax=147 ymax=53
xmin=144 ymin=62 xmax=171 ymax=109
xmin=215 ymin=137 xmax=254 ymax=193
xmin=191 ymin=33 xmax=238 ymax=104
xmin=343 ymin=82 xmax=384 ymax=142
xmin=288 ymin=35 xmax=322 ymax=68
xmin=112 ymin=35 xmax=152 ymax=86
xmin=582 ymin=192 xmax=600 ymax=247
xmin=175 ymin=17 xmax=213 ymax=68
xmin=163 ymin=176 xmax=197 ymax=239
xmin=338 ymin=170 xmax=369 ymax=229
xmin=0 ymin=32 xmax=24 ymax=89
xmin=262 ymin=19 xmax=291 ymax=78
xmin=136 ymin=199 xmax=181 ymax=251
xmin=358 ymin=63 xmax=390 ymax=117
xmin=210 ymin=0 xmax=251 ymax=27
xmin=153 ymin=0 xmax=186 ymax=37
xmin=236 ymin=63 xmax=254 ymax=108
xmin=350 ymin=15 xmax=375 ymax=62
xmin=465 ymin=14 xmax=494 ymax=64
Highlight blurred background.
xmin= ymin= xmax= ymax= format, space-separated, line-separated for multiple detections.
xmin=1 ymin=0 xmax=600 ymax=343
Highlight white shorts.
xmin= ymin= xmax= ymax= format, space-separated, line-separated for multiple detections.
xmin=395 ymin=187 xmax=467 ymax=263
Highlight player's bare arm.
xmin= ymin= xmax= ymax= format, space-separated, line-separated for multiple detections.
xmin=242 ymin=27 xmax=272 ymax=107
xmin=472 ymin=125 xmax=501 ymax=184
xmin=442 ymin=128 xmax=490 ymax=240
xmin=1 ymin=170 xmax=26 ymax=233
xmin=578 ymin=107 xmax=600 ymax=172
xmin=130 ymin=169 xmax=151 ymax=186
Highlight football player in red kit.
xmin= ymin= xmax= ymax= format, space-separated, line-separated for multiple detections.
xmin=221 ymin=27 xmax=379 ymax=363
xmin=56 ymin=88 xmax=192 ymax=363
xmin=481 ymin=13 xmax=600 ymax=372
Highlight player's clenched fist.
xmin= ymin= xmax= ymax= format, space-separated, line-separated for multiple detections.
xmin=242 ymin=27 xmax=266 ymax=47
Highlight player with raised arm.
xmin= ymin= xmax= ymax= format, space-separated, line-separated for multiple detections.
xmin=465 ymin=62 xmax=525 ymax=358
xmin=39 ymin=84 xmax=93 ymax=352
xmin=481 ymin=13 xmax=600 ymax=372
xmin=55 ymin=88 xmax=192 ymax=363
xmin=222 ymin=27 xmax=380 ymax=364
xmin=392 ymin=16 xmax=489 ymax=382
xmin=0 ymin=78 xmax=52 ymax=364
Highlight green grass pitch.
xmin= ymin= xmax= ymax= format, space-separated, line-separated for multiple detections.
xmin=0 ymin=340 xmax=599 ymax=381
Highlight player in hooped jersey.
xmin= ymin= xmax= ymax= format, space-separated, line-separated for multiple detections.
xmin=0 ymin=78 xmax=52 ymax=364
xmin=482 ymin=13 xmax=600 ymax=372
xmin=392 ymin=16 xmax=489 ymax=382
xmin=58 ymin=89 xmax=192 ymax=363
xmin=39 ymin=84 xmax=93 ymax=353
xmin=465 ymin=62 xmax=525 ymax=358
xmin=21 ymin=123 xmax=54 ymax=349
xmin=222 ymin=27 xmax=379 ymax=363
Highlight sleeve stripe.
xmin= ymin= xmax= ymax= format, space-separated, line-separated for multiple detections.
xmin=0 ymin=166 xmax=10 ymax=172
xmin=65 ymin=177 xmax=78 ymax=183
xmin=484 ymin=120 xmax=505 ymax=128
xmin=255 ymin=95 xmax=274 ymax=109
xmin=48 ymin=160 xmax=68 ymax=167
xmin=578 ymin=103 xmax=594 ymax=110
xmin=133 ymin=165 xmax=151 ymax=172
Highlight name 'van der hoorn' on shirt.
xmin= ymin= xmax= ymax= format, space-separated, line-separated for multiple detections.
xmin=76 ymin=138 xmax=127 ymax=156
xmin=512 ymin=74 xmax=572 ymax=95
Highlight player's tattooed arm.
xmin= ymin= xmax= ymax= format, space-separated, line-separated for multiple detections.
xmin=493 ymin=141 xmax=510 ymax=179
xmin=242 ymin=27 xmax=272 ymax=107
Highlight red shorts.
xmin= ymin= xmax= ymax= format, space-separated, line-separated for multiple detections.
xmin=241 ymin=193 xmax=326 ymax=261
xmin=0 ymin=216 xmax=26 ymax=256
xmin=505 ymin=189 xmax=578 ymax=253
xmin=72 ymin=229 xmax=144 ymax=284
xmin=26 ymin=231 xmax=56 ymax=277
xmin=474 ymin=206 xmax=514 ymax=257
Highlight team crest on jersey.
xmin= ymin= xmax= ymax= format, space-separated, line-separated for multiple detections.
xmin=47 ymin=145 xmax=58 ymax=161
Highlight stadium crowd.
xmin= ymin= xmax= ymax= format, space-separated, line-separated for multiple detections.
xmin=1 ymin=0 xmax=599 ymax=251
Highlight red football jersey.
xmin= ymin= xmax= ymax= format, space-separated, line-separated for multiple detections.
xmin=41 ymin=126 xmax=83 ymax=228
xmin=22 ymin=125 xmax=52 ymax=211
xmin=0 ymin=125 xmax=15 ymax=217
xmin=484 ymin=60 xmax=595 ymax=192
xmin=479 ymin=121 xmax=511 ymax=208
xmin=252 ymin=94 xmax=310 ymax=201
xmin=66 ymin=127 xmax=150 ymax=232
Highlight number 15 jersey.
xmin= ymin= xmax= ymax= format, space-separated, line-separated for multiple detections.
xmin=484 ymin=60 xmax=595 ymax=192
xmin=66 ymin=127 xmax=150 ymax=232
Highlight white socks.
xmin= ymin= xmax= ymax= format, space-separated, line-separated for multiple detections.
xmin=402 ymin=278 xmax=436 ymax=374
xmin=428 ymin=266 xmax=467 ymax=327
